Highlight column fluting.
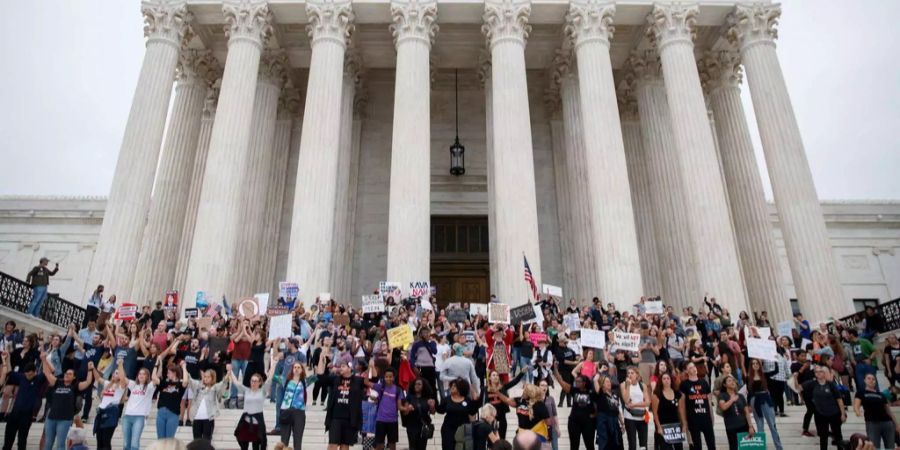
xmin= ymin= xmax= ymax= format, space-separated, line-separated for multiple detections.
xmin=331 ymin=51 xmax=360 ymax=303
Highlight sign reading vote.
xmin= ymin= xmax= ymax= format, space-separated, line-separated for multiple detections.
xmin=510 ymin=303 xmax=537 ymax=325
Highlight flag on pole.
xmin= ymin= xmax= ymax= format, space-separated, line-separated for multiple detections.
xmin=524 ymin=255 xmax=539 ymax=301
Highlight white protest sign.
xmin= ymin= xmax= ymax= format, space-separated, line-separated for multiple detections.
xmin=470 ymin=304 xmax=489 ymax=317
xmin=525 ymin=304 xmax=544 ymax=329
xmin=489 ymin=303 xmax=510 ymax=324
xmin=408 ymin=281 xmax=430 ymax=299
xmin=613 ymin=331 xmax=640 ymax=353
xmin=747 ymin=337 xmax=777 ymax=361
xmin=542 ymin=284 xmax=562 ymax=298
xmin=563 ymin=313 xmax=581 ymax=331
xmin=319 ymin=292 xmax=332 ymax=302
xmin=645 ymin=301 xmax=664 ymax=314
xmin=379 ymin=281 xmax=402 ymax=300
xmin=362 ymin=295 xmax=384 ymax=313
xmin=580 ymin=328 xmax=606 ymax=349
xmin=420 ymin=298 xmax=434 ymax=311
xmin=776 ymin=321 xmax=794 ymax=337
xmin=755 ymin=327 xmax=772 ymax=340
xmin=254 ymin=293 xmax=270 ymax=308
xmin=268 ymin=314 xmax=293 ymax=340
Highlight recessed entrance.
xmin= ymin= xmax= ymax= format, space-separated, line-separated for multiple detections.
xmin=430 ymin=215 xmax=490 ymax=308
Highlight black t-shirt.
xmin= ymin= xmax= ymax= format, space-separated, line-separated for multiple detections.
xmin=792 ymin=362 xmax=814 ymax=385
xmin=556 ymin=347 xmax=576 ymax=371
xmin=595 ymin=391 xmax=621 ymax=417
xmin=570 ymin=387 xmax=597 ymax=421
xmin=150 ymin=309 xmax=165 ymax=329
xmin=808 ymin=381 xmax=841 ymax=417
xmin=472 ymin=420 xmax=495 ymax=450
xmin=719 ymin=391 xmax=747 ymax=431
xmin=47 ymin=380 xmax=80 ymax=421
xmin=679 ymin=378 xmax=712 ymax=422
xmin=655 ymin=390 xmax=682 ymax=425
xmin=856 ymin=389 xmax=891 ymax=422
xmin=157 ymin=379 xmax=187 ymax=414
xmin=177 ymin=349 xmax=202 ymax=379
xmin=333 ymin=376 xmax=353 ymax=419
xmin=515 ymin=398 xmax=549 ymax=430
xmin=520 ymin=341 xmax=534 ymax=359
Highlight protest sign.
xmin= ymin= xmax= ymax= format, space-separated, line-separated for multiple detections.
xmin=116 ymin=303 xmax=138 ymax=321
xmin=645 ymin=301 xmax=664 ymax=314
xmin=319 ymin=292 xmax=331 ymax=302
xmin=164 ymin=291 xmax=178 ymax=311
xmin=510 ymin=304 xmax=537 ymax=325
xmin=267 ymin=306 xmax=289 ymax=317
xmin=362 ymin=295 xmax=384 ymax=314
xmin=408 ymin=281 xmax=430 ymax=298
xmin=334 ymin=313 xmax=350 ymax=327
xmin=776 ymin=321 xmax=794 ymax=337
xmin=529 ymin=304 xmax=545 ymax=328
xmin=737 ymin=433 xmax=766 ymax=450
xmin=420 ymin=298 xmax=433 ymax=311
xmin=463 ymin=330 xmax=476 ymax=353
xmin=268 ymin=314 xmax=293 ymax=340
xmin=542 ymin=284 xmax=562 ymax=298
xmin=448 ymin=309 xmax=468 ymax=323
xmin=470 ymin=304 xmax=489 ymax=317
xmin=197 ymin=317 xmax=212 ymax=331
xmin=195 ymin=291 xmax=208 ymax=308
xmin=489 ymin=303 xmax=510 ymax=324
xmin=747 ymin=338 xmax=777 ymax=361
xmin=800 ymin=338 xmax=812 ymax=350
xmin=580 ymin=328 xmax=606 ymax=349
xmin=254 ymin=293 xmax=270 ymax=308
xmin=755 ymin=327 xmax=772 ymax=340
xmin=278 ymin=282 xmax=299 ymax=300
xmin=613 ymin=331 xmax=640 ymax=352
xmin=387 ymin=324 xmax=414 ymax=350
xmin=563 ymin=313 xmax=581 ymax=331
xmin=238 ymin=297 xmax=260 ymax=318
xmin=184 ymin=308 xmax=199 ymax=319
xmin=661 ymin=424 xmax=685 ymax=444
xmin=529 ymin=332 xmax=548 ymax=346
xmin=379 ymin=281 xmax=402 ymax=300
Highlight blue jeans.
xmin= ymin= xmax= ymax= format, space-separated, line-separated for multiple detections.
xmin=752 ymin=399 xmax=783 ymax=450
xmin=273 ymin=380 xmax=285 ymax=429
xmin=230 ymin=359 xmax=248 ymax=399
xmin=122 ymin=415 xmax=145 ymax=450
xmin=43 ymin=419 xmax=72 ymax=450
xmin=27 ymin=285 xmax=48 ymax=317
xmin=519 ymin=356 xmax=533 ymax=384
xmin=156 ymin=407 xmax=179 ymax=438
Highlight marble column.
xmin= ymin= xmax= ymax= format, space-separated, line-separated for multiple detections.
xmin=545 ymin=83 xmax=576 ymax=300
xmin=131 ymin=50 xmax=218 ymax=305
xmin=286 ymin=0 xmax=355 ymax=304
xmin=230 ymin=50 xmax=286 ymax=299
xmin=183 ymin=0 xmax=273 ymax=306
xmin=332 ymin=51 xmax=360 ymax=303
xmin=554 ymin=54 xmax=598 ymax=303
xmin=86 ymin=0 xmax=191 ymax=299
xmin=385 ymin=0 xmax=437 ymax=295
xmin=648 ymin=4 xmax=748 ymax=312
xmin=566 ymin=0 xmax=644 ymax=308
xmin=628 ymin=50 xmax=699 ymax=310
xmin=274 ymin=114 xmax=304 ymax=292
xmin=256 ymin=86 xmax=300 ymax=293
xmin=700 ymin=49 xmax=791 ymax=323
xmin=728 ymin=3 xmax=849 ymax=320
xmin=478 ymin=52 xmax=498 ymax=297
xmin=343 ymin=95 xmax=366 ymax=301
xmin=618 ymin=78 xmax=663 ymax=297
xmin=482 ymin=0 xmax=542 ymax=306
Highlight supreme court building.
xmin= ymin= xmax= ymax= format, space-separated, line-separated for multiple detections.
xmin=4 ymin=0 xmax=898 ymax=324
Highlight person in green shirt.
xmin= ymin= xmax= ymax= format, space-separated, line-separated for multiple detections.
xmin=848 ymin=329 xmax=879 ymax=392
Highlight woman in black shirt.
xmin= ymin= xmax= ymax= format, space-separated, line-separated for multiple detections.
xmin=651 ymin=372 xmax=685 ymax=450
xmin=401 ymin=378 xmax=436 ymax=450
xmin=483 ymin=370 xmax=524 ymax=440
xmin=152 ymin=361 xmax=189 ymax=438
xmin=717 ymin=375 xmax=755 ymax=450
xmin=853 ymin=372 xmax=900 ymax=449
xmin=594 ymin=375 xmax=624 ymax=450
xmin=40 ymin=351 xmax=94 ymax=450
xmin=436 ymin=378 xmax=479 ymax=450
xmin=553 ymin=367 xmax=596 ymax=450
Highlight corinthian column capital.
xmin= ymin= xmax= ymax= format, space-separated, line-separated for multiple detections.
xmin=482 ymin=0 xmax=532 ymax=49
xmin=306 ymin=0 xmax=355 ymax=48
xmin=142 ymin=0 xmax=192 ymax=47
xmin=258 ymin=50 xmax=288 ymax=87
xmin=726 ymin=3 xmax=781 ymax=51
xmin=565 ymin=0 xmax=615 ymax=50
xmin=698 ymin=50 xmax=743 ymax=94
xmin=389 ymin=0 xmax=439 ymax=48
xmin=626 ymin=49 xmax=662 ymax=83
xmin=344 ymin=46 xmax=364 ymax=87
xmin=203 ymin=78 xmax=222 ymax=117
xmin=223 ymin=0 xmax=274 ymax=48
xmin=646 ymin=3 xmax=699 ymax=51
xmin=176 ymin=49 xmax=220 ymax=86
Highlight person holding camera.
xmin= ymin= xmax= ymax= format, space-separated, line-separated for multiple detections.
xmin=25 ymin=257 xmax=58 ymax=317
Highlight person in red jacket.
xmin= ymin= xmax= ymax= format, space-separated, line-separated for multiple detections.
xmin=486 ymin=324 xmax=513 ymax=383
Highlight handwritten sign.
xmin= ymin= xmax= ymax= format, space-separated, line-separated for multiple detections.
xmin=645 ymin=301 xmax=664 ymax=314
xmin=510 ymin=304 xmax=537 ymax=325
xmin=489 ymin=303 xmax=510 ymax=324
xmin=362 ymin=295 xmax=384 ymax=313
xmin=184 ymin=308 xmax=199 ymax=319
xmin=747 ymin=337 xmax=777 ymax=361
xmin=379 ymin=281 xmax=402 ymax=301
xmin=776 ymin=320 xmax=794 ymax=338
xmin=470 ymin=304 xmax=488 ymax=317
xmin=387 ymin=324 xmax=414 ymax=350
xmin=268 ymin=314 xmax=293 ymax=340
xmin=580 ymin=328 xmax=606 ymax=349
xmin=319 ymin=292 xmax=331 ymax=302
xmin=542 ymin=284 xmax=562 ymax=297
xmin=754 ymin=326 xmax=772 ymax=340
xmin=563 ymin=313 xmax=581 ymax=331
xmin=116 ymin=303 xmax=138 ymax=321
xmin=661 ymin=423 xmax=685 ymax=444
xmin=613 ymin=331 xmax=640 ymax=352
xmin=529 ymin=332 xmax=548 ymax=346
xmin=408 ymin=281 xmax=430 ymax=299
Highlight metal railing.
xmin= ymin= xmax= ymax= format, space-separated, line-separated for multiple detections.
xmin=0 ymin=271 xmax=85 ymax=329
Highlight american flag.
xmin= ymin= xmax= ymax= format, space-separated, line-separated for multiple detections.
xmin=524 ymin=255 xmax=538 ymax=301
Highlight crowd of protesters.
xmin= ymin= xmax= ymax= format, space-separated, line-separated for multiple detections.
xmin=4 ymin=270 xmax=900 ymax=450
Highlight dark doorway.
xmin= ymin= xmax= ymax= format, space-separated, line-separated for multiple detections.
xmin=430 ymin=215 xmax=490 ymax=308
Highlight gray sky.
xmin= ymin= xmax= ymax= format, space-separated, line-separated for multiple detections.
xmin=1 ymin=0 xmax=898 ymax=200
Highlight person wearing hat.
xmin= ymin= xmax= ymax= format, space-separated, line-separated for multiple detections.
xmin=25 ymin=257 xmax=58 ymax=317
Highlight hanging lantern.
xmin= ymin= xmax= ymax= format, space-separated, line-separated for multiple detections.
xmin=449 ymin=68 xmax=465 ymax=176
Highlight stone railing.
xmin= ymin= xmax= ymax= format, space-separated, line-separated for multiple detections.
xmin=0 ymin=271 xmax=85 ymax=329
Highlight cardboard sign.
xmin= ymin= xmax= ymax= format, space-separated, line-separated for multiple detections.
xmin=164 ymin=290 xmax=178 ymax=311
xmin=747 ymin=337 xmax=777 ymax=361
xmin=563 ymin=313 xmax=581 ymax=331
xmin=195 ymin=291 xmax=208 ymax=308
xmin=737 ymin=432 xmax=766 ymax=450
xmin=488 ymin=303 xmax=510 ymax=324
xmin=116 ymin=303 xmax=138 ymax=321
xmin=542 ymin=284 xmax=562 ymax=298
xmin=268 ymin=314 xmax=293 ymax=340
xmin=334 ymin=313 xmax=350 ymax=327
xmin=613 ymin=331 xmax=640 ymax=352
xmin=776 ymin=321 xmax=794 ymax=337
xmin=754 ymin=327 xmax=772 ymax=340
xmin=362 ymin=295 xmax=384 ymax=314
xmin=448 ymin=309 xmax=468 ymax=323
xmin=408 ymin=281 xmax=430 ymax=299
xmin=510 ymin=304 xmax=537 ymax=325
xmin=184 ymin=308 xmax=199 ymax=319
xmin=580 ymin=328 xmax=607 ymax=349
xmin=379 ymin=281 xmax=402 ymax=300
xmin=645 ymin=301 xmax=664 ymax=314
xmin=529 ymin=332 xmax=548 ymax=346
xmin=278 ymin=282 xmax=299 ymax=300
xmin=387 ymin=324 xmax=414 ymax=350
xmin=238 ymin=297 xmax=260 ymax=318
xmin=661 ymin=423 xmax=685 ymax=444
xmin=470 ymin=304 xmax=489 ymax=317
xmin=197 ymin=317 xmax=212 ymax=331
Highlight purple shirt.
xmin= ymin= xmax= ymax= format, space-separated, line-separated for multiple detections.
xmin=374 ymin=383 xmax=403 ymax=423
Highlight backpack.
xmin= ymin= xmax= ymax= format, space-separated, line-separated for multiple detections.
xmin=455 ymin=423 xmax=474 ymax=450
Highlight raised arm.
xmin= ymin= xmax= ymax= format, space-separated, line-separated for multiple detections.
xmin=41 ymin=351 xmax=57 ymax=385
xmin=115 ymin=359 xmax=129 ymax=388
xmin=77 ymin=362 xmax=95 ymax=391
xmin=152 ymin=360 xmax=162 ymax=386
